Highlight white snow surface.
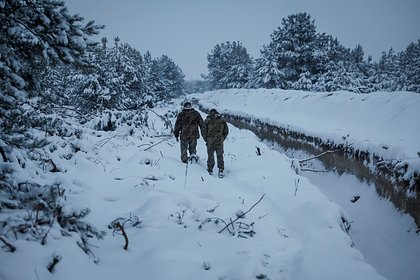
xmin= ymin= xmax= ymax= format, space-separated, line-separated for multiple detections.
xmin=195 ymin=89 xmax=420 ymax=162
xmin=1 ymin=92 xmax=419 ymax=280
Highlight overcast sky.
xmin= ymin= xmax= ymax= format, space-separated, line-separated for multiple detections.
xmin=65 ymin=0 xmax=420 ymax=80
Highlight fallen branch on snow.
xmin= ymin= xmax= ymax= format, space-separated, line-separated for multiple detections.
xmin=218 ymin=194 xmax=265 ymax=234
xmin=143 ymin=137 xmax=172 ymax=151
xmin=293 ymin=145 xmax=353 ymax=173
xmin=0 ymin=235 xmax=16 ymax=252
xmin=298 ymin=147 xmax=346 ymax=164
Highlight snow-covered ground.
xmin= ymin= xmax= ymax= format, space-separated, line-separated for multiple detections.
xmin=2 ymin=99 xmax=402 ymax=280
xmin=1 ymin=90 xmax=419 ymax=280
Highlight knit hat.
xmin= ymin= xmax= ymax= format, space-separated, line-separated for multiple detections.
xmin=183 ymin=102 xmax=192 ymax=109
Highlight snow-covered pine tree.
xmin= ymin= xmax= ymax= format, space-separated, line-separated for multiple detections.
xmin=226 ymin=41 xmax=253 ymax=88
xmin=0 ymin=0 xmax=103 ymax=148
xmin=156 ymin=55 xmax=185 ymax=100
xmin=207 ymin=43 xmax=227 ymax=89
xmin=293 ymin=70 xmax=313 ymax=91
xmin=398 ymin=40 xmax=420 ymax=92
xmin=316 ymin=61 xmax=367 ymax=93
xmin=141 ymin=51 xmax=156 ymax=105
xmin=69 ymin=37 xmax=155 ymax=114
xmin=250 ymin=44 xmax=286 ymax=89
xmin=371 ymin=48 xmax=400 ymax=91
xmin=207 ymin=41 xmax=253 ymax=89
xmin=113 ymin=42 xmax=149 ymax=109
xmin=1 ymin=0 xmax=106 ymax=257
xmin=39 ymin=62 xmax=74 ymax=107
xmin=349 ymin=44 xmax=370 ymax=93
xmin=324 ymin=36 xmax=350 ymax=65
xmin=269 ymin=13 xmax=322 ymax=86
xmin=148 ymin=57 xmax=166 ymax=103
xmin=312 ymin=37 xmax=374 ymax=93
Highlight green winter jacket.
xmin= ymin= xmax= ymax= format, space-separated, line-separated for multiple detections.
xmin=202 ymin=109 xmax=229 ymax=147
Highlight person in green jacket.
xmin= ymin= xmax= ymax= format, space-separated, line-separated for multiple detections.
xmin=202 ymin=109 xmax=229 ymax=178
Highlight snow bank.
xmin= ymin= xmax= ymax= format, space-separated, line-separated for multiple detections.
xmin=195 ymin=89 xmax=420 ymax=161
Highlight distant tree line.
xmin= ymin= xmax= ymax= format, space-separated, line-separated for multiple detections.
xmin=206 ymin=12 xmax=420 ymax=93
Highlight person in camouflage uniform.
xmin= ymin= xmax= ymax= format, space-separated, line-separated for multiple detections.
xmin=202 ymin=109 xmax=229 ymax=178
xmin=174 ymin=102 xmax=203 ymax=163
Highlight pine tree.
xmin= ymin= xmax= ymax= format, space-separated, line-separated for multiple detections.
xmin=372 ymin=48 xmax=400 ymax=91
xmin=114 ymin=42 xmax=148 ymax=109
xmin=207 ymin=44 xmax=226 ymax=89
xmin=399 ymin=40 xmax=420 ymax=92
xmin=293 ymin=71 xmax=313 ymax=91
xmin=0 ymin=0 xmax=103 ymax=146
xmin=207 ymin=41 xmax=253 ymax=89
xmin=270 ymin=12 xmax=321 ymax=85
xmin=349 ymin=44 xmax=369 ymax=92
xmin=0 ymin=0 xmax=106 ymax=257
xmin=157 ymin=55 xmax=185 ymax=99
xmin=148 ymin=58 xmax=166 ymax=102
xmin=251 ymin=44 xmax=286 ymax=89
xmin=69 ymin=38 xmax=158 ymax=113
xmin=316 ymin=61 xmax=366 ymax=93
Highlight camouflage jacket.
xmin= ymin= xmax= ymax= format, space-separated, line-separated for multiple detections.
xmin=174 ymin=108 xmax=203 ymax=140
xmin=202 ymin=110 xmax=229 ymax=147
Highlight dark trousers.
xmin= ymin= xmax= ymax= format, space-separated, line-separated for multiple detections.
xmin=180 ymin=138 xmax=197 ymax=163
xmin=207 ymin=144 xmax=224 ymax=171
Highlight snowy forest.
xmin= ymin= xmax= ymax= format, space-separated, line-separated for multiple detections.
xmin=1 ymin=1 xmax=419 ymax=280
xmin=205 ymin=12 xmax=420 ymax=93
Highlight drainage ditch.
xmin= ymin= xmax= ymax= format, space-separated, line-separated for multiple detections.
xmin=199 ymin=106 xmax=420 ymax=228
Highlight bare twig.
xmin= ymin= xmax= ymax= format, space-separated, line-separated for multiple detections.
xmin=199 ymin=217 xmax=232 ymax=234
xmin=41 ymin=213 xmax=57 ymax=246
xmin=258 ymin=213 xmax=268 ymax=219
xmin=0 ymin=235 xmax=17 ymax=252
xmin=299 ymin=147 xmax=345 ymax=164
xmin=294 ymin=179 xmax=300 ymax=196
xmin=184 ymin=160 xmax=189 ymax=189
xmin=218 ymin=194 xmax=265 ymax=234
xmin=153 ymin=134 xmax=173 ymax=138
xmin=207 ymin=204 xmax=220 ymax=213
xmin=96 ymin=135 xmax=118 ymax=148
xmin=47 ymin=254 xmax=62 ymax=273
xmin=115 ymin=222 xmax=129 ymax=250
xmin=147 ymin=109 xmax=174 ymax=130
xmin=109 ymin=215 xmax=141 ymax=250
xmin=143 ymin=137 xmax=171 ymax=151
xmin=300 ymin=168 xmax=328 ymax=173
